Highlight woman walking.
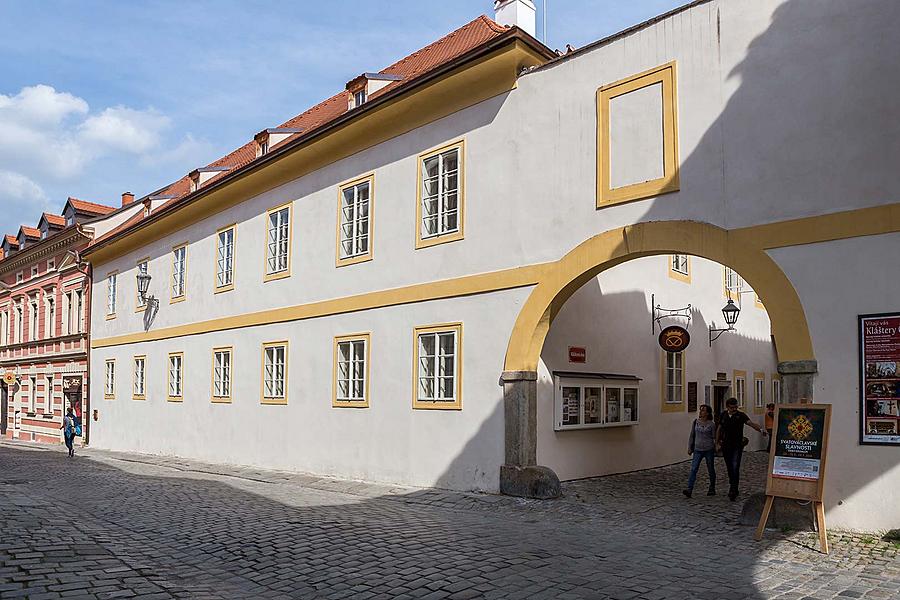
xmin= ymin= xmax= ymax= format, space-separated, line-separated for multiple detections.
xmin=683 ymin=404 xmax=717 ymax=498
xmin=60 ymin=408 xmax=76 ymax=458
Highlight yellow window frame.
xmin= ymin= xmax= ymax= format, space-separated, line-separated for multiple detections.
xmin=263 ymin=203 xmax=293 ymax=282
xmin=214 ymin=225 xmax=237 ymax=293
xmin=261 ymin=340 xmax=289 ymax=405
xmin=335 ymin=174 xmax=375 ymax=267
xmin=167 ymin=351 xmax=184 ymax=402
xmin=660 ymin=349 xmax=686 ymax=413
xmin=415 ymin=140 xmax=465 ymax=249
xmin=597 ymin=61 xmax=679 ymax=208
xmin=170 ymin=243 xmax=188 ymax=304
xmin=412 ymin=322 xmax=463 ymax=410
xmin=132 ymin=355 xmax=146 ymax=400
xmin=332 ymin=333 xmax=371 ymax=408
xmin=211 ymin=346 xmax=233 ymax=403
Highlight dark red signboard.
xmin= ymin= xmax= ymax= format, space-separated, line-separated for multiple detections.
xmin=859 ymin=313 xmax=900 ymax=445
xmin=658 ymin=325 xmax=690 ymax=352
xmin=568 ymin=346 xmax=586 ymax=363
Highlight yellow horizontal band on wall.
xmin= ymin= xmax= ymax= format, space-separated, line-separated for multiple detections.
xmin=92 ymin=263 xmax=551 ymax=349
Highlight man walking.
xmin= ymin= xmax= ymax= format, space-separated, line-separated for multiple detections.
xmin=716 ymin=398 xmax=766 ymax=501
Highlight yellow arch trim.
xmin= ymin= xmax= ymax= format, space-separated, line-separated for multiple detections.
xmin=504 ymin=220 xmax=815 ymax=372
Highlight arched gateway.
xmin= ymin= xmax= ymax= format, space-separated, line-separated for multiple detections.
xmin=499 ymin=221 xmax=817 ymax=498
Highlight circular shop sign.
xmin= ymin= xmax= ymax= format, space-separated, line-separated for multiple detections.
xmin=658 ymin=325 xmax=690 ymax=352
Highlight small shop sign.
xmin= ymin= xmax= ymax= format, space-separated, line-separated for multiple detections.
xmin=62 ymin=376 xmax=83 ymax=393
xmin=658 ymin=325 xmax=690 ymax=352
xmin=568 ymin=346 xmax=586 ymax=363
xmin=859 ymin=312 xmax=900 ymax=445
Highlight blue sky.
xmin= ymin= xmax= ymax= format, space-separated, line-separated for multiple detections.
xmin=0 ymin=0 xmax=683 ymax=237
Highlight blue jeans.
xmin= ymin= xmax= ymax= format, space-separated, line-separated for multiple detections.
xmin=687 ymin=449 xmax=716 ymax=491
xmin=722 ymin=446 xmax=744 ymax=493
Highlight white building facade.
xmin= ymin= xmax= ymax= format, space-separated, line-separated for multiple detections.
xmin=86 ymin=0 xmax=900 ymax=531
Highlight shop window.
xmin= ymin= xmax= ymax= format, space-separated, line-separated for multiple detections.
xmin=167 ymin=352 xmax=183 ymax=401
xmin=413 ymin=323 xmax=462 ymax=410
xmin=264 ymin=204 xmax=292 ymax=281
xmin=262 ymin=341 xmax=288 ymax=404
xmin=337 ymin=175 xmax=374 ymax=266
xmin=553 ymin=373 xmax=639 ymax=430
xmin=212 ymin=347 xmax=232 ymax=402
xmin=133 ymin=356 xmax=146 ymax=400
xmin=416 ymin=141 xmax=464 ymax=249
xmin=333 ymin=334 xmax=370 ymax=408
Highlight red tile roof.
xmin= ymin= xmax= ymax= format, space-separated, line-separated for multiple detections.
xmin=4 ymin=235 xmax=18 ymax=248
xmin=42 ymin=213 xmax=66 ymax=227
xmin=68 ymin=197 xmax=116 ymax=215
xmin=19 ymin=226 xmax=40 ymax=239
xmin=89 ymin=16 xmax=531 ymax=249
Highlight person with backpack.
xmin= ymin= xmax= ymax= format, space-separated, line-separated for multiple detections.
xmin=683 ymin=404 xmax=717 ymax=498
xmin=60 ymin=407 xmax=76 ymax=458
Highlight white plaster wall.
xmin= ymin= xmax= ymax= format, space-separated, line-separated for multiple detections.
xmin=91 ymin=287 xmax=529 ymax=492
xmin=770 ymin=233 xmax=900 ymax=531
xmin=537 ymin=256 xmax=776 ymax=481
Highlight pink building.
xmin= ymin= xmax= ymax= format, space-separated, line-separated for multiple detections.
xmin=0 ymin=198 xmax=115 ymax=444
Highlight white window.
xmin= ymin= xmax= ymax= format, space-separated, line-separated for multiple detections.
xmin=44 ymin=376 xmax=53 ymax=413
xmin=65 ymin=289 xmax=83 ymax=334
xmin=14 ymin=304 xmax=23 ymax=344
xmin=168 ymin=353 xmax=183 ymax=399
xmin=671 ymin=254 xmax=689 ymax=275
xmin=735 ymin=376 xmax=746 ymax=408
xmin=354 ymin=89 xmax=367 ymax=107
xmin=105 ymin=360 xmax=116 ymax=398
xmin=266 ymin=206 xmax=291 ymax=277
xmin=106 ymin=273 xmax=117 ymax=316
xmin=28 ymin=376 xmax=36 ymax=413
xmin=338 ymin=179 xmax=371 ymax=262
xmin=29 ymin=298 xmax=38 ymax=341
xmin=133 ymin=356 xmax=146 ymax=398
xmin=0 ymin=309 xmax=8 ymax=346
xmin=772 ymin=378 xmax=781 ymax=404
xmin=45 ymin=293 xmax=56 ymax=338
xmin=335 ymin=336 xmax=368 ymax=406
xmin=724 ymin=266 xmax=745 ymax=298
xmin=554 ymin=375 xmax=639 ymax=430
xmin=213 ymin=348 xmax=232 ymax=400
xmin=15 ymin=272 xmax=23 ymax=284
xmin=420 ymin=147 xmax=460 ymax=241
xmin=171 ymin=245 xmax=187 ymax=299
xmin=136 ymin=260 xmax=148 ymax=309
xmin=262 ymin=343 xmax=287 ymax=402
xmin=47 ymin=258 xmax=55 ymax=270
xmin=414 ymin=325 xmax=461 ymax=409
xmin=665 ymin=351 xmax=684 ymax=403
xmin=31 ymin=266 xmax=38 ymax=278
xmin=258 ymin=139 xmax=269 ymax=156
xmin=755 ymin=376 xmax=765 ymax=408
xmin=216 ymin=227 xmax=235 ymax=290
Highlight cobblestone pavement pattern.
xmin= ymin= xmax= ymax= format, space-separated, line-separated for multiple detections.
xmin=1 ymin=441 xmax=898 ymax=599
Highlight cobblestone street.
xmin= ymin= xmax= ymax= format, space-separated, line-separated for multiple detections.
xmin=1 ymin=441 xmax=897 ymax=599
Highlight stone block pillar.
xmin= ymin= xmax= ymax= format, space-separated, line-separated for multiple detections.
xmin=778 ymin=360 xmax=817 ymax=403
xmin=499 ymin=370 xmax=561 ymax=499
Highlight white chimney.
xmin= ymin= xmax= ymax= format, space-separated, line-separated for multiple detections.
xmin=494 ymin=0 xmax=537 ymax=37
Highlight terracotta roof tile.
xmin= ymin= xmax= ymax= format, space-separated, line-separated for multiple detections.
xmin=19 ymin=226 xmax=40 ymax=239
xmin=4 ymin=235 xmax=18 ymax=247
xmin=69 ymin=197 xmax=116 ymax=215
xmin=42 ymin=213 xmax=66 ymax=227
xmin=91 ymin=15 xmax=520 ymax=248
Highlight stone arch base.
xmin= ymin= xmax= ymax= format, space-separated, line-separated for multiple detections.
xmin=499 ymin=221 xmax=817 ymax=498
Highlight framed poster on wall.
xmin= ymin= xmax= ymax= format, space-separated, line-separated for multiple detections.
xmin=859 ymin=313 xmax=900 ymax=445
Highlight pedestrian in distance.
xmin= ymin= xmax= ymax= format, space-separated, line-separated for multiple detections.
xmin=683 ymin=404 xmax=717 ymax=498
xmin=716 ymin=397 xmax=766 ymax=501
xmin=764 ymin=402 xmax=776 ymax=452
xmin=60 ymin=407 xmax=76 ymax=458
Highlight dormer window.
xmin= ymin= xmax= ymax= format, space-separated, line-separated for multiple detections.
xmin=346 ymin=72 xmax=402 ymax=110
xmin=189 ymin=166 xmax=232 ymax=191
xmin=66 ymin=215 xmax=74 ymax=226
xmin=254 ymin=128 xmax=302 ymax=157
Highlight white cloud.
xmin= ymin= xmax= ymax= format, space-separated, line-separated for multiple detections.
xmin=139 ymin=133 xmax=215 ymax=168
xmin=0 ymin=84 xmax=173 ymax=183
xmin=0 ymin=171 xmax=54 ymax=235
xmin=0 ymin=170 xmax=49 ymax=203
xmin=79 ymin=106 xmax=170 ymax=154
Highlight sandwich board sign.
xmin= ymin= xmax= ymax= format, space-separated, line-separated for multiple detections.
xmin=754 ymin=403 xmax=831 ymax=553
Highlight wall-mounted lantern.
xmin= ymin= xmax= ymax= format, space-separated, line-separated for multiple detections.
xmin=136 ymin=271 xmax=157 ymax=311
xmin=709 ymin=299 xmax=741 ymax=346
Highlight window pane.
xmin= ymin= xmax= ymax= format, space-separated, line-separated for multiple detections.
xmin=561 ymin=386 xmax=581 ymax=426
xmin=584 ymin=387 xmax=601 ymax=424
